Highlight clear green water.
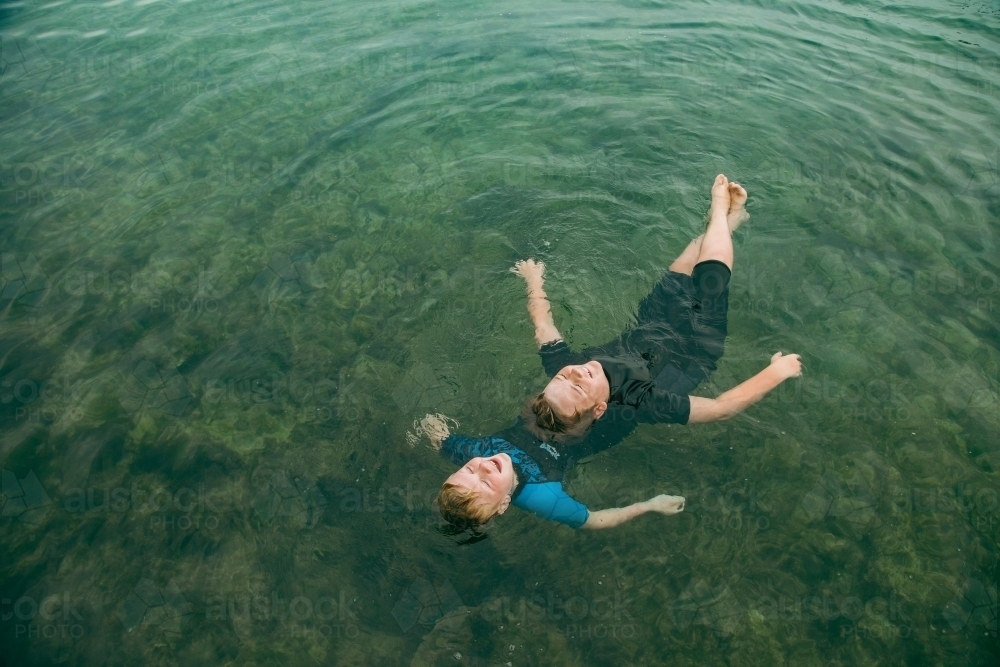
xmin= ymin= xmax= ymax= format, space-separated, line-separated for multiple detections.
xmin=1 ymin=0 xmax=998 ymax=664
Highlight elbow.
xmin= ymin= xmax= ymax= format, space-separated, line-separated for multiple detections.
xmin=714 ymin=405 xmax=739 ymax=422
xmin=688 ymin=398 xmax=738 ymax=424
xmin=704 ymin=397 xmax=739 ymax=422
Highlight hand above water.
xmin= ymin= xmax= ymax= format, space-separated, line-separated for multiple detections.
xmin=510 ymin=258 xmax=545 ymax=289
xmin=417 ymin=413 xmax=453 ymax=450
xmin=769 ymin=352 xmax=803 ymax=379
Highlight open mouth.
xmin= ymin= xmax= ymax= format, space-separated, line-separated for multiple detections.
xmin=492 ymin=458 xmax=502 ymax=473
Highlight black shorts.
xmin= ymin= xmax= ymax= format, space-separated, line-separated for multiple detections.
xmin=583 ymin=260 xmax=731 ymax=394
xmin=634 ymin=259 xmax=731 ymax=390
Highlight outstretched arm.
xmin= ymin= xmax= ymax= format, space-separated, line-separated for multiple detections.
xmin=687 ymin=352 xmax=803 ymax=424
xmin=582 ymin=494 xmax=685 ymax=530
xmin=511 ymin=259 xmax=562 ymax=347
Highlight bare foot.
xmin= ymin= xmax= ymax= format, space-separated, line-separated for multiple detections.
xmin=710 ymin=174 xmax=730 ymax=224
xmin=646 ymin=494 xmax=686 ymax=516
xmin=727 ymin=182 xmax=749 ymax=232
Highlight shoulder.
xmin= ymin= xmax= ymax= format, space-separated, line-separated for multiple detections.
xmin=637 ymin=389 xmax=692 ymax=424
xmin=539 ymin=339 xmax=568 ymax=356
xmin=538 ymin=340 xmax=587 ymax=378
xmin=513 ymin=481 xmax=589 ymax=528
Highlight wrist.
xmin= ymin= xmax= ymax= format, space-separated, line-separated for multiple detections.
xmin=764 ymin=364 xmax=788 ymax=383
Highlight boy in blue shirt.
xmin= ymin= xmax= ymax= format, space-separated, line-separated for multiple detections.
xmin=422 ymin=175 xmax=803 ymax=531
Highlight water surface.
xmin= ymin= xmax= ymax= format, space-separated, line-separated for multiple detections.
xmin=1 ymin=0 xmax=998 ymax=664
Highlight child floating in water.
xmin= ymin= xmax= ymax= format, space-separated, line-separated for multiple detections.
xmin=419 ymin=175 xmax=802 ymax=531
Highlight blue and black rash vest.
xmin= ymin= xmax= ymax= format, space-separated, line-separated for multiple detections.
xmin=439 ymin=422 xmax=594 ymax=528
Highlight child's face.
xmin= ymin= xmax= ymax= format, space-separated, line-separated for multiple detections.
xmin=543 ymin=361 xmax=610 ymax=420
xmin=445 ymin=453 xmax=516 ymax=508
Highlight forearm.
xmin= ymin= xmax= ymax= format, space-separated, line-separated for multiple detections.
xmin=688 ymin=366 xmax=785 ymax=424
xmin=581 ymin=502 xmax=650 ymax=530
xmin=524 ymin=280 xmax=561 ymax=346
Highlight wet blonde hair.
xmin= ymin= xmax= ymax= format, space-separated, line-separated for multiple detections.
xmin=436 ymin=481 xmax=503 ymax=530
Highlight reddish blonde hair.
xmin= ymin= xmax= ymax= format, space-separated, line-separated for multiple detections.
xmin=529 ymin=391 xmax=584 ymax=433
